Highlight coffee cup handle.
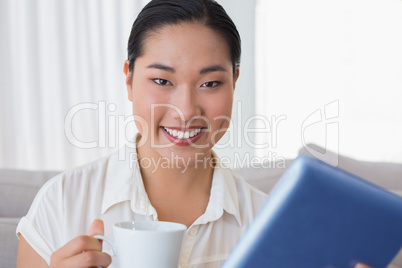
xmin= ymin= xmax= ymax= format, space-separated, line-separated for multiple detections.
xmin=94 ymin=235 xmax=117 ymax=257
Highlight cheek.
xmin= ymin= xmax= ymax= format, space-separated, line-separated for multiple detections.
xmin=207 ymin=96 xmax=233 ymax=145
xmin=132 ymin=81 xmax=154 ymax=113
xmin=208 ymin=92 xmax=233 ymax=129
xmin=132 ymin=89 xmax=167 ymax=135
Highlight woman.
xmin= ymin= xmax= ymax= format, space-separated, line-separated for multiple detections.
xmin=16 ymin=0 xmax=373 ymax=267
xmin=17 ymin=0 xmax=267 ymax=267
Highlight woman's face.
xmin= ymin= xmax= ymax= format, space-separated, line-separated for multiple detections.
xmin=124 ymin=22 xmax=239 ymax=164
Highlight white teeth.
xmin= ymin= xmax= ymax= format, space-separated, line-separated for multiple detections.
xmin=178 ymin=131 xmax=184 ymax=139
xmin=163 ymin=127 xmax=202 ymax=139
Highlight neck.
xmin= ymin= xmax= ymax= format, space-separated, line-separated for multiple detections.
xmin=136 ymin=145 xmax=215 ymax=226
xmin=137 ymin=147 xmax=215 ymax=192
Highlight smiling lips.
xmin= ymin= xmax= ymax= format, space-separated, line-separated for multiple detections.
xmin=161 ymin=126 xmax=204 ymax=146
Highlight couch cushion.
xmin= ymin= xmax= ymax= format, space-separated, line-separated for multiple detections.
xmin=234 ymin=159 xmax=293 ymax=194
xmin=0 ymin=169 xmax=59 ymax=217
xmin=0 ymin=217 xmax=20 ymax=268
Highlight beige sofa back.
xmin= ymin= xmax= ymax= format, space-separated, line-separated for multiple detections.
xmin=0 ymin=169 xmax=59 ymax=268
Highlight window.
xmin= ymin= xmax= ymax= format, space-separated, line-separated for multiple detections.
xmin=255 ymin=0 xmax=402 ymax=162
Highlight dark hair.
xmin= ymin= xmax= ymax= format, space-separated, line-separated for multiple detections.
xmin=127 ymin=0 xmax=241 ymax=77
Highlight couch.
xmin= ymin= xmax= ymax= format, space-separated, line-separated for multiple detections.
xmin=1 ymin=144 xmax=402 ymax=268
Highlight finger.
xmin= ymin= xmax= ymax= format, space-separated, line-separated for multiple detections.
xmin=60 ymin=250 xmax=111 ymax=268
xmin=354 ymin=264 xmax=372 ymax=268
xmin=88 ymin=219 xmax=105 ymax=236
xmin=52 ymin=235 xmax=103 ymax=260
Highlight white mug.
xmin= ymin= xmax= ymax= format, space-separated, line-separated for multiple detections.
xmin=95 ymin=221 xmax=187 ymax=268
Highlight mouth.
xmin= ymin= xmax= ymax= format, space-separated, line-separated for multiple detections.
xmin=161 ymin=126 xmax=205 ymax=146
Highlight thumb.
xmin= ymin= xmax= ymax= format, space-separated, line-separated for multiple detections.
xmin=87 ymin=219 xmax=105 ymax=236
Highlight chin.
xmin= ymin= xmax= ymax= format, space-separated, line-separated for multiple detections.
xmin=159 ymin=147 xmax=214 ymax=168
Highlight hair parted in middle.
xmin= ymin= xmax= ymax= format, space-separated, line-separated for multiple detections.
xmin=127 ymin=0 xmax=241 ymax=77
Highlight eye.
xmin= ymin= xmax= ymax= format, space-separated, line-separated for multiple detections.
xmin=153 ymin=78 xmax=172 ymax=86
xmin=201 ymin=81 xmax=222 ymax=88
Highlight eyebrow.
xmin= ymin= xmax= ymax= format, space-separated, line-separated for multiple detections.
xmin=147 ymin=63 xmax=228 ymax=74
xmin=147 ymin=63 xmax=175 ymax=73
xmin=200 ymin=65 xmax=228 ymax=74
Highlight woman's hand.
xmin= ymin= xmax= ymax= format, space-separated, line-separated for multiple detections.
xmin=49 ymin=219 xmax=112 ymax=268
xmin=355 ymin=264 xmax=373 ymax=268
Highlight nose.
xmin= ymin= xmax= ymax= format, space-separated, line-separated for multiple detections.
xmin=169 ymin=85 xmax=202 ymax=123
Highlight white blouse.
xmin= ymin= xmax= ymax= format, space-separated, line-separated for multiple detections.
xmin=16 ymin=143 xmax=268 ymax=268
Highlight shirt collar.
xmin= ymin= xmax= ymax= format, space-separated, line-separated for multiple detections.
xmin=192 ymin=153 xmax=243 ymax=227
xmin=102 ymin=137 xmax=242 ymax=226
xmin=102 ymin=135 xmax=157 ymax=218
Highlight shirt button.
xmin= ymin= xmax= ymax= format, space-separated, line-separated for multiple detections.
xmin=189 ymin=227 xmax=198 ymax=237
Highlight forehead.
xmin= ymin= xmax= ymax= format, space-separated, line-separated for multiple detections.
xmin=138 ymin=22 xmax=232 ymax=69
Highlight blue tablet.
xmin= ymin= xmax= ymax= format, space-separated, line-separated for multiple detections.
xmin=223 ymin=155 xmax=402 ymax=268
